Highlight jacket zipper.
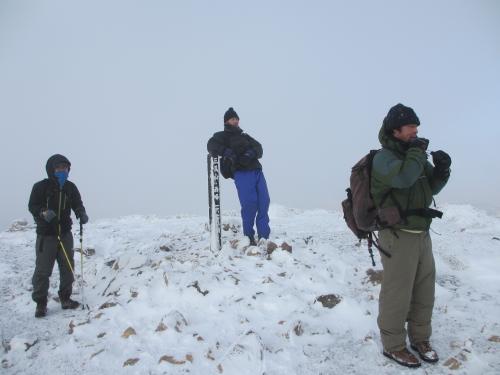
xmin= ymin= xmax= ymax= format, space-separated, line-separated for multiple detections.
xmin=58 ymin=189 xmax=62 ymax=236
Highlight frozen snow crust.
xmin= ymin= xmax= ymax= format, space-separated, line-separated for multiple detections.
xmin=1 ymin=204 xmax=499 ymax=374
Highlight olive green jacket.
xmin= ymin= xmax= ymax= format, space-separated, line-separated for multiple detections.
xmin=371 ymin=126 xmax=449 ymax=230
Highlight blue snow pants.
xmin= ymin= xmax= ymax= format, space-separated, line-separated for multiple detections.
xmin=234 ymin=169 xmax=270 ymax=239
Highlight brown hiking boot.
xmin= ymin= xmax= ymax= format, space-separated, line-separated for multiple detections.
xmin=383 ymin=347 xmax=421 ymax=368
xmin=411 ymin=341 xmax=439 ymax=363
xmin=35 ymin=302 xmax=47 ymax=318
xmin=61 ymin=298 xmax=80 ymax=310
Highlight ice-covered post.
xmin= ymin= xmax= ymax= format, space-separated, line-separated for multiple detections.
xmin=207 ymin=154 xmax=222 ymax=251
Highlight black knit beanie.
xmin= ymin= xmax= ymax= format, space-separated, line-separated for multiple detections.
xmin=224 ymin=107 xmax=239 ymax=123
xmin=383 ymin=103 xmax=420 ymax=132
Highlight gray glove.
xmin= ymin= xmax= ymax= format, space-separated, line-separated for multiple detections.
xmin=41 ymin=210 xmax=57 ymax=223
xmin=75 ymin=209 xmax=89 ymax=224
xmin=78 ymin=211 xmax=89 ymax=225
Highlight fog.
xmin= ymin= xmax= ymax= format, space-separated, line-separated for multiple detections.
xmin=1 ymin=0 xmax=499 ymax=231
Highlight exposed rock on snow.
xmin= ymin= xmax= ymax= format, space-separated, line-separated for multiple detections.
xmin=123 ymin=358 xmax=139 ymax=366
xmin=155 ymin=321 xmax=167 ymax=332
xmin=280 ymin=242 xmax=292 ymax=253
xmin=121 ymin=327 xmax=136 ymax=339
xmin=266 ymin=241 xmax=278 ymax=254
xmin=158 ymin=354 xmax=193 ymax=365
xmin=365 ymin=268 xmax=383 ymax=285
xmin=316 ymin=294 xmax=342 ymax=309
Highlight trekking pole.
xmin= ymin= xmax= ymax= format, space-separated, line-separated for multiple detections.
xmin=58 ymin=234 xmax=76 ymax=276
xmin=79 ymin=222 xmax=87 ymax=310
xmin=367 ymin=234 xmax=376 ymax=267
xmin=371 ymin=232 xmax=392 ymax=259
xmin=57 ymin=231 xmax=89 ymax=310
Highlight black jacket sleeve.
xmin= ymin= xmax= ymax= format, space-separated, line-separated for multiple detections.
xmin=68 ymin=182 xmax=85 ymax=217
xmin=207 ymin=132 xmax=226 ymax=157
xmin=28 ymin=181 xmax=46 ymax=219
xmin=424 ymin=161 xmax=450 ymax=195
xmin=244 ymin=134 xmax=263 ymax=159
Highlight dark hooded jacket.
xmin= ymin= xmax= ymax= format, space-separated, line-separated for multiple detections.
xmin=371 ymin=125 xmax=449 ymax=231
xmin=28 ymin=154 xmax=86 ymax=235
xmin=207 ymin=125 xmax=263 ymax=173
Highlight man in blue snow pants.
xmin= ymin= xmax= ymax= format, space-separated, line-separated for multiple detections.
xmin=207 ymin=107 xmax=270 ymax=245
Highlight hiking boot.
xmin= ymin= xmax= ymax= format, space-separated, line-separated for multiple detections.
xmin=383 ymin=347 xmax=421 ymax=368
xmin=247 ymin=236 xmax=257 ymax=246
xmin=411 ymin=341 xmax=439 ymax=363
xmin=61 ymin=298 xmax=80 ymax=310
xmin=35 ymin=302 xmax=47 ymax=318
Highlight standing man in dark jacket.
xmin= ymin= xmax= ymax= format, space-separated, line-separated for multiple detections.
xmin=371 ymin=104 xmax=451 ymax=367
xmin=28 ymin=154 xmax=89 ymax=317
xmin=207 ymin=107 xmax=270 ymax=245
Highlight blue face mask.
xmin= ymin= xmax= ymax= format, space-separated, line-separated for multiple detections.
xmin=54 ymin=170 xmax=69 ymax=188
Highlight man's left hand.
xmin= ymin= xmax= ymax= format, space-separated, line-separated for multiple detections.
xmin=431 ymin=150 xmax=451 ymax=170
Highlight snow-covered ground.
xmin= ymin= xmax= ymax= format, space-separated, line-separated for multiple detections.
xmin=1 ymin=204 xmax=499 ymax=375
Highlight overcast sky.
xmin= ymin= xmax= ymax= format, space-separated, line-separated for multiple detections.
xmin=1 ymin=0 xmax=499 ymax=231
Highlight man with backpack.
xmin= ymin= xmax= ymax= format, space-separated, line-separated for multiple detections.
xmin=371 ymin=104 xmax=451 ymax=367
xmin=207 ymin=107 xmax=270 ymax=246
xmin=28 ymin=154 xmax=89 ymax=317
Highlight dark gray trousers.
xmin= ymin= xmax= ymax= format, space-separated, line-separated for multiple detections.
xmin=32 ymin=231 xmax=74 ymax=303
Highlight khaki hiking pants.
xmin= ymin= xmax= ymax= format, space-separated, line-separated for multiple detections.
xmin=377 ymin=229 xmax=435 ymax=352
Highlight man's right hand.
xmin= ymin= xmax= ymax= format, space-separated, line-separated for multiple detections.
xmin=239 ymin=148 xmax=256 ymax=166
xmin=41 ymin=210 xmax=57 ymax=223
xmin=408 ymin=137 xmax=429 ymax=151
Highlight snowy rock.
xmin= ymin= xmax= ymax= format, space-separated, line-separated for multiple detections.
xmin=9 ymin=337 xmax=38 ymax=353
xmin=280 ymin=242 xmax=292 ymax=253
xmin=98 ymin=301 xmax=118 ymax=310
xmin=123 ymin=358 xmax=139 ymax=367
xmin=6 ymin=220 xmax=30 ymax=232
xmin=364 ymin=269 xmax=383 ymax=285
xmin=121 ymin=327 xmax=136 ymax=338
xmin=158 ymin=354 xmax=193 ymax=365
xmin=189 ymin=280 xmax=209 ymax=296
xmin=155 ymin=321 xmax=168 ymax=332
xmin=316 ymin=294 xmax=342 ymax=309
xmin=293 ymin=321 xmax=304 ymax=336
xmin=246 ymin=247 xmax=261 ymax=256
xmin=164 ymin=310 xmax=188 ymax=333
xmin=444 ymin=357 xmax=462 ymax=370
xmin=159 ymin=244 xmax=172 ymax=252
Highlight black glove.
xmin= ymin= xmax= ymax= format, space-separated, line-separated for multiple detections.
xmin=76 ymin=210 xmax=89 ymax=224
xmin=408 ymin=137 xmax=429 ymax=151
xmin=239 ymin=148 xmax=256 ymax=166
xmin=223 ymin=148 xmax=237 ymax=162
xmin=431 ymin=150 xmax=451 ymax=171
xmin=41 ymin=209 xmax=57 ymax=223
